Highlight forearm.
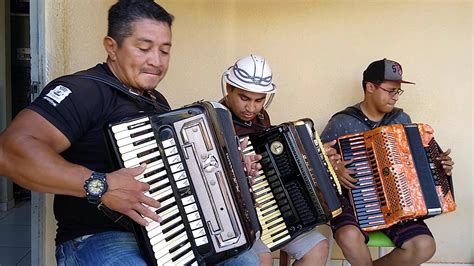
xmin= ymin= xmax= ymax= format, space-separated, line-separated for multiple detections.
xmin=0 ymin=134 xmax=90 ymax=197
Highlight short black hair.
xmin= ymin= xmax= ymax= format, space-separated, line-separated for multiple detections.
xmin=108 ymin=0 xmax=174 ymax=47
xmin=362 ymin=80 xmax=382 ymax=92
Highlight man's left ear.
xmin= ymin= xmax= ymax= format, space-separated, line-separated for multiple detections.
xmin=103 ymin=36 xmax=118 ymax=60
xmin=366 ymin=82 xmax=376 ymax=94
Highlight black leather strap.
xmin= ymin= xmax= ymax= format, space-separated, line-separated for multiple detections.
xmin=333 ymin=106 xmax=403 ymax=128
xmin=75 ymin=71 xmax=171 ymax=112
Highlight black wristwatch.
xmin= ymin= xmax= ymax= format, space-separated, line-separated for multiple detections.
xmin=84 ymin=172 xmax=108 ymax=205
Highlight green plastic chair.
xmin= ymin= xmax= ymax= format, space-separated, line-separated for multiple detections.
xmin=367 ymin=231 xmax=395 ymax=257
xmin=342 ymin=231 xmax=395 ymax=266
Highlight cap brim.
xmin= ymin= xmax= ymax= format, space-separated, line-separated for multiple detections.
xmin=385 ymin=79 xmax=416 ymax=85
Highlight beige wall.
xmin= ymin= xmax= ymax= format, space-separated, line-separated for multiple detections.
xmin=42 ymin=0 xmax=473 ymax=264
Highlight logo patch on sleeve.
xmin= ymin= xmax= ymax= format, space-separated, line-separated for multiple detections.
xmin=43 ymin=85 xmax=72 ymax=107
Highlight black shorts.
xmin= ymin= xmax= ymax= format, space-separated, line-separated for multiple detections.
xmin=330 ymin=198 xmax=434 ymax=248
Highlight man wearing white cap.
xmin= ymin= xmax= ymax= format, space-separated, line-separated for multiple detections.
xmin=220 ymin=54 xmax=331 ymax=266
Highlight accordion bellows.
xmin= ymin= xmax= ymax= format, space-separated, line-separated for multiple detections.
xmin=337 ymin=123 xmax=456 ymax=232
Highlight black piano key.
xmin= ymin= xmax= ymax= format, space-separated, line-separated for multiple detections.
xmin=165 ymin=227 xmax=186 ymax=242
xmin=171 ymin=246 xmax=193 ymax=263
xmin=168 ymin=238 xmax=189 ymax=254
xmin=161 ymin=218 xmax=182 ymax=234
xmin=156 ymin=201 xmax=177 ymax=215
xmin=160 ymin=212 xmax=181 ymax=226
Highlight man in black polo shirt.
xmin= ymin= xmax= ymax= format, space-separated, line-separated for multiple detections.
xmin=0 ymin=1 xmax=258 ymax=265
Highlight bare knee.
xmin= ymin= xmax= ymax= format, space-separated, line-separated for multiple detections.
xmin=335 ymin=225 xmax=366 ymax=249
xmin=401 ymin=235 xmax=436 ymax=263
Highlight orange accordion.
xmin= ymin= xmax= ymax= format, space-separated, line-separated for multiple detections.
xmin=337 ymin=123 xmax=456 ymax=232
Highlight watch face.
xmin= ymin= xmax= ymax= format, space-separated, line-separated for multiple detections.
xmin=87 ymin=179 xmax=105 ymax=196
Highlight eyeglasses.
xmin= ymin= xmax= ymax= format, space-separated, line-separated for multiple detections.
xmin=375 ymin=84 xmax=404 ymax=97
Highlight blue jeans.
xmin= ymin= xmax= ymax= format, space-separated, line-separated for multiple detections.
xmin=56 ymin=231 xmax=258 ymax=265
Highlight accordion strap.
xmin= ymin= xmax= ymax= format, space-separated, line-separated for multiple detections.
xmin=334 ymin=106 xmax=404 ymax=129
xmin=75 ymin=70 xmax=171 ymax=112
xmin=97 ymin=202 xmax=134 ymax=231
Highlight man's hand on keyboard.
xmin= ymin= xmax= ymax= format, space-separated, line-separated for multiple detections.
xmin=101 ymin=164 xmax=162 ymax=226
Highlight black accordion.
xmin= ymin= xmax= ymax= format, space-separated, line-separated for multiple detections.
xmin=105 ymin=101 xmax=260 ymax=265
xmin=242 ymin=118 xmax=342 ymax=251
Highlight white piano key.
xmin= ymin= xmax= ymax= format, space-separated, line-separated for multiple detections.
xmin=153 ymin=197 xmax=176 ymax=213
xmin=161 ymin=138 xmax=176 ymax=148
xmin=253 ymin=173 xmax=267 ymax=183
xmin=162 ymin=231 xmax=188 ymax=252
xmin=161 ymin=216 xmax=182 ymax=231
xmin=146 ymin=220 xmax=161 ymax=232
xmin=254 ymin=187 xmax=272 ymax=197
xmin=123 ymin=150 xmax=161 ymax=168
xmin=252 ymin=180 xmax=269 ymax=190
xmin=147 ymin=224 xmax=164 ymax=239
xmin=119 ymin=140 xmax=157 ymax=158
xmin=260 ymin=199 xmax=277 ymax=210
xmin=149 ymin=178 xmax=170 ymax=193
xmin=267 ymin=235 xmax=291 ymax=249
xmin=263 ymin=223 xmax=287 ymax=240
xmin=117 ymin=131 xmax=155 ymax=147
xmin=111 ymin=117 xmax=150 ymax=134
xmin=163 ymin=224 xmax=185 ymax=239
xmin=169 ymin=242 xmax=192 ymax=261
xmin=159 ymin=206 xmax=179 ymax=221
xmin=155 ymin=249 xmax=173 ymax=266
xmin=135 ymin=158 xmax=164 ymax=177
xmin=259 ymin=211 xmax=281 ymax=222
xmin=149 ymin=230 xmax=166 ymax=246
xmin=259 ymin=204 xmax=279 ymax=217
xmin=114 ymin=123 xmax=152 ymax=140
xmin=120 ymin=141 xmax=158 ymax=161
xmin=141 ymin=169 xmax=167 ymax=184
xmin=150 ymin=186 xmax=173 ymax=201
xmin=261 ymin=217 xmax=284 ymax=230
xmin=255 ymin=192 xmax=273 ymax=203
xmin=172 ymin=250 xmax=195 ymax=266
